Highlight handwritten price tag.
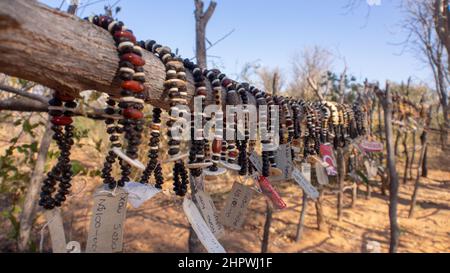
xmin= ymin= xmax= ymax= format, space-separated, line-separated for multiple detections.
xmin=194 ymin=191 xmax=225 ymax=238
xmin=85 ymin=186 xmax=128 ymax=253
xmin=220 ymin=182 xmax=254 ymax=229
xmin=292 ymin=168 xmax=319 ymax=200
xmin=123 ymin=182 xmax=160 ymax=208
xmin=249 ymin=151 xmax=262 ymax=174
xmin=44 ymin=208 xmax=67 ymax=253
xmin=183 ymin=197 xmax=226 ymax=253
xmin=257 ymin=176 xmax=287 ymax=209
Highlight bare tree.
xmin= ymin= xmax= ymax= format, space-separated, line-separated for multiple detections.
xmin=402 ymin=0 xmax=449 ymax=147
xmin=194 ymin=0 xmax=217 ymax=69
xmin=433 ymin=0 xmax=450 ymax=74
xmin=287 ymin=46 xmax=334 ymax=99
xmin=376 ymin=82 xmax=401 ymax=253
xmin=257 ymin=67 xmax=284 ymax=95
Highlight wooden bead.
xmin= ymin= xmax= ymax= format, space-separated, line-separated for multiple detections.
xmin=51 ymin=116 xmax=73 ymax=126
xmin=212 ymin=139 xmax=222 ymax=154
xmin=123 ymin=108 xmax=143 ymax=119
xmin=114 ymin=31 xmax=136 ymax=43
xmin=55 ymin=92 xmax=75 ymax=102
xmin=121 ymin=53 xmax=145 ymax=66
xmin=121 ymin=80 xmax=144 ymax=93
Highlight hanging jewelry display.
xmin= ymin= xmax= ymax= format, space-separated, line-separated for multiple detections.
xmin=219 ymin=73 xmax=241 ymax=171
xmin=183 ymin=58 xmax=212 ymax=174
xmin=39 ymin=92 xmax=77 ymax=209
xmin=143 ymin=40 xmax=189 ymax=196
xmin=203 ymin=69 xmax=227 ymax=177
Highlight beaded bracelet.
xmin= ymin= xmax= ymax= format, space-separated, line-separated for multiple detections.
xmin=203 ymin=69 xmax=227 ymax=177
xmin=88 ymin=15 xmax=146 ymax=188
xmin=144 ymin=40 xmax=190 ymax=196
xmin=39 ymin=92 xmax=77 ymax=209
xmin=236 ymin=82 xmax=250 ymax=176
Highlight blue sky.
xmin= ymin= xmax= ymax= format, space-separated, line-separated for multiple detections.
xmin=40 ymin=0 xmax=431 ymax=86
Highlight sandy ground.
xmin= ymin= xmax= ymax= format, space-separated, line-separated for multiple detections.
xmin=0 ymin=125 xmax=449 ymax=253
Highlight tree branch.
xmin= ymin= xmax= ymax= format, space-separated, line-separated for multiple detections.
xmin=307 ymin=77 xmax=324 ymax=101
xmin=0 ymin=84 xmax=49 ymax=104
xmin=203 ymin=1 xmax=217 ymax=24
xmin=0 ymin=0 xmax=221 ymax=111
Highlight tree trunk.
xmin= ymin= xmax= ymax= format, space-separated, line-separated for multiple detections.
xmin=351 ymin=182 xmax=357 ymax=208
xmin=394 ymin=129 xmax=401 ymax=156
xmin=409 ymin=131 xmax=428 ymax=218
xmin=378 ymin=98 xmax=383 ymax=141
xmin=194 ymin=0 xmax=217 ymax=69
xmin=337 ymin=149 xmax=345 ymax=221
xmin=422 ymin=146 xmax=428 ymax=178
xmin=380 ymin=83 xmax=400 ymax=253
xmin=409 ymin=131 xmax=416 ymax=180
xmin=402 ymin=132 xmax=409 ymax=184
xmin=0 ymin=0 xmax=221 ymax=112
xmin=18 ymin=118 xmax=53 ymax=251
xmin=295 ymin=191 xmax=308 ymax=242
xmin=261 ymin=201 xmax=273 ymax=253
xmin=315 ymin=190 xmax=326 ymax=231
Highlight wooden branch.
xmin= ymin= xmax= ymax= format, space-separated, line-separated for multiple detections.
xmin=0 ymin=84 xmax=48 ymax=104
xmin=0 ymin=0 xmax=219 ymax=111
xmin=307 ymin=77 xmax=324 ymax=101
xmin=0 ymin=97 xmax=107 ymax=120
xmin=203 ymin=1 xmax=217 ymax=24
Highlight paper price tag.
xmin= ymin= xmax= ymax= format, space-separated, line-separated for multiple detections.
xmin=124 ymin=182 xmax=160 ymax=208
xmin=44 ymin=208 xmax=67 ymax=253
xmin=85 ymin=186 xmax=128 ymax=253
xmin=301 ymin=163 xmax=311 ymax=183
xmin=292 ymin=168 xmax=319 ymax=200
xmin=249 ymin=151 xmax=263 ymax=173
xmin=257 ymin=176 xmax=287 ymax=209
xmin=219 ymin=182 xmax=254 ymax=229
xmin=194 ymin=191 xmax=225 ymax=239
xmin=315 ymin=162 xmax=329 ymax=185
xmin=364 ymin=160 xmax=378 ymax=179
xmin=183 ymin=197 xmax=226 ymax=253
xmin=320 ymin=144 xmax=338 ymax=176
xmin=274 ymin=144 xmax=293 ymax=180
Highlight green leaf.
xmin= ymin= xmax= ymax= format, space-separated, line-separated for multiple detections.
xmin=356 ymin=170 xmax=369 ymax=185
xmin=71 ymin=160 xmax=87 ymax=176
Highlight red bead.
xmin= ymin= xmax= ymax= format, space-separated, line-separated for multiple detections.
xmin=114 ymin=31 xmax=136 ymax=43
xmin=51 ymin=116 xmax=73 ymax=126
xmin=212 ymin=139 xmax=221 ymax=153
xmin=121 ymin=80 xmax=144 ymax=93
xmin=55 ymin=92 xmax=75 ymax=102
xmin=222 ymin=78 xmax=232 ymax=87
xmin=121 ymin=53 xmax=145 ymax=66
xmin=123 ymin=108 xmax=143 ymax=119
xmin=228 ymin=151 xmax=238 ymax=158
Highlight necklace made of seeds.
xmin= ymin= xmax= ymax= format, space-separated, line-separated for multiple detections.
xmin=139 ymin=107 xmax=164 ymax=188
xmin=39 ymin=92 xmax=77 ymax=210
xmin=236 ymin=82 xmax=250 ymax=176
xmin=203 ymin=69 xmax=227 ymax=177
xmin=87 ymin=15 xmax=146 ymax=189
xmin=220 ymin=74 xmax=241 ymax=171
xmin=143 ymin=40 xmax=190 ymax=196
xmin=183 ymin=59 xmax=211 ymax=176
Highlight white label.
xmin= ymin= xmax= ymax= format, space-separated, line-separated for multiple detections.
xmin=275 ymin=144 xmax=293 ymax=180
xmin=124 ymin=182 xmax=160 ymax=208
xmin=364 ymin=160 xmax=378 ymax=179
xmin=183 ymin=197 xmax=226 ymax=253
xmin=249 ymin=151 xmax=262 ymax=173
xmin=191 ymin=174 xmax=205 ymax=192
xmin=292 ymin=168 xmax=319 ymax=200
xmin=85 ymin=186 xmax=128 ymax=253
xmin=194 ymin=191 xmax=225 ymax=239
xmin=44 ymin=208 xmax=67 ymax=253
xmin=301 ymin=163 xmax=311 ymax=183
xmin=315 ymin=162 xmax=329 ymax=185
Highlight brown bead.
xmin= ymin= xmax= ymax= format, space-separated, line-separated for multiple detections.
xmin=122 ymin=80 xmax=144 ymax=93
xmin=212 ymin=139 xmax=221 ymax=153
